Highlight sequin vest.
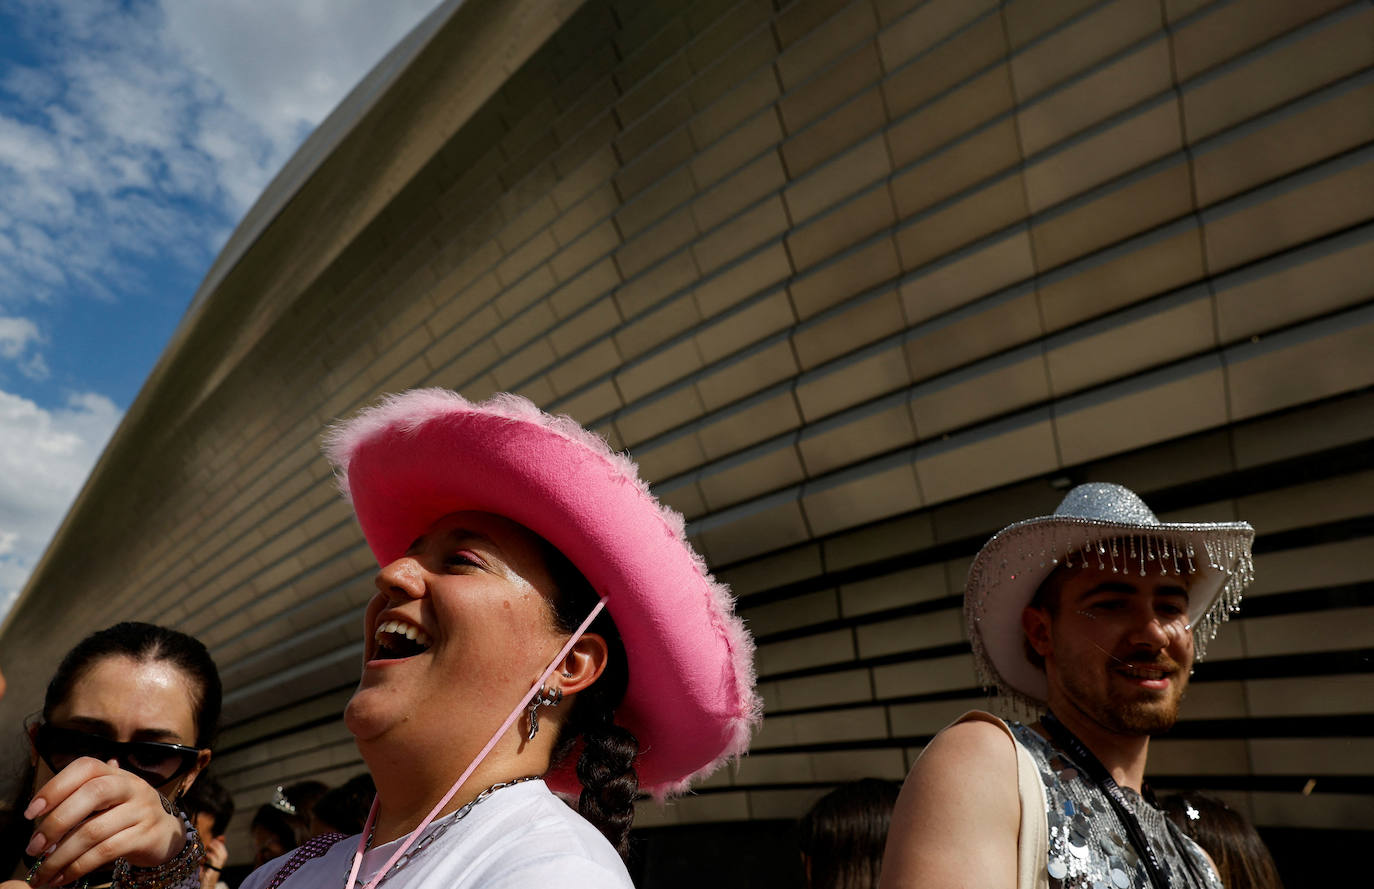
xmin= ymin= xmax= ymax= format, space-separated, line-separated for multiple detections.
xmin=1009 ymin=723 xmax=1221 ymax=889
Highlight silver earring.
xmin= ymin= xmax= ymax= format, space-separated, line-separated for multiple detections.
xmin=526 ymin=687 xmax=563 ymax=740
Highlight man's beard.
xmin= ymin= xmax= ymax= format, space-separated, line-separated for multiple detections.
xmin=1059 ymin=656 xmax=1188 ymax=735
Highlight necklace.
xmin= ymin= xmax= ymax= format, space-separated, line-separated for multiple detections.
xmin=345 ymin=775 xmax=542 ymax=888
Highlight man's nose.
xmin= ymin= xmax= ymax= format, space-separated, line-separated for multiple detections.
xmin=1128 ymin=613 xmax=1174 ymax=650
xmin=375 ymin=556 xmax=426 ymax=601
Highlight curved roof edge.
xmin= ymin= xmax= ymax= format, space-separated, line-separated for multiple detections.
xmin=2 ymin=0 xmax=588 ymax=634
xmin=186 ymin=0 xmax=467 ymax=325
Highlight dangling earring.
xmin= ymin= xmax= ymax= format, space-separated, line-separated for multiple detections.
xmin=526 ymin=687 xmax=563 ymax=740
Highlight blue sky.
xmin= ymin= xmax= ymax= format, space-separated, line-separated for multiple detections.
xmin=0 ymin=0 xmax=444 ymax=613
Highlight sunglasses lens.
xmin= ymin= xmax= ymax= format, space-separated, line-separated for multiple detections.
xmin=124 ymin=745 xmax=192 ymax=783
xmin=37 ymin=727 xmax=195 ymax=786
xmin=37 ymin=726 xmax=107 ymax=772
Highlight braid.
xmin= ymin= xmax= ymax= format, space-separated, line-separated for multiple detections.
xmin=575 ymin=720 xmax=639 ymax=856
xmin=542 ymin=538 xmax=640 ymax=859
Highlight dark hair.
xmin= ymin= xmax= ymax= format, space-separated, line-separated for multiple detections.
xmin=44 ymin=621 xmax=222 ymax=748
xmin=251 ymin=780 xmax=329 ymax=852
xmin=280 ymin=780 xmax=328 ymax=822
xmin=1161 ymin=794 xmax=1284 ymax=889
xmin=251 ymin=804 xmax=301 ymax=860
xmin=311 ymin=772 xmax=375 ymax=836
xmin=798 ymin=779 xmax=900 ymax=889
xmin=540 ymin=539 xmax=638 ymax=859
xmin=1023 ymin=563 xmax=1072 ymax=670
xmin=0 ymin=623 xmax=222 ymax=878
xmin=181 ymin=771 xmax=235 ymax=836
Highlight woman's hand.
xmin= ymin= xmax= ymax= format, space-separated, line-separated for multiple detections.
xmin=23 ymin=758 xmax=186 ymax=886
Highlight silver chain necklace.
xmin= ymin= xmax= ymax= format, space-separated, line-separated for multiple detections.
xmin=347 ymin=775 xmax=543 ymax=888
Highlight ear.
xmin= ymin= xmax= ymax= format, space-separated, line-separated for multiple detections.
xmin=178 ymin=749 xmax=213 ymax=798
xmin=555 ymin=632 xmax=608 ymax=695
xmin=1021 ymin=605 xmax=1053 ymax=659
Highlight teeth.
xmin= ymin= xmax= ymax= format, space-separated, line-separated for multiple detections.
xmin=373 ymin=619 xmax=431 ymax=648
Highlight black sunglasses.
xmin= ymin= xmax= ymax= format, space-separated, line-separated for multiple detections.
xmin=34 ymin=724 xmax=201 ymax=787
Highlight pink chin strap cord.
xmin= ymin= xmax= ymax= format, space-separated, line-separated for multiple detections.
xmin=344 ymin=595 xmax=609 ymax=889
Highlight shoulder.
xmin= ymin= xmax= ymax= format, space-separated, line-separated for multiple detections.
xmin=453 ymin=782 xmax=633 ymax=888
xmin=237 ymin=834 xmax=354 ymax=889
xmin=1174 ymin=829 xmax=1224 ymax=888
xmin=911 ymin=710 xmax=1022 ymax=783
xmin=879 ymin=712 xmax=1025 ymax=889
xmin=235 ymin=855 xmax=287 ymax=889
xmin=896 ymin=711 xmax=1021 ymax=818
xmin=479 ymin=854 xmax=634 ymax=889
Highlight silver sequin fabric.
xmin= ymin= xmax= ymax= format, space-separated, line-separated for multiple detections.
xmin=1009 ymin=723 xmax=1221 ymax=889
xmin=1052 ymin=483 xmax=1161 ymax=525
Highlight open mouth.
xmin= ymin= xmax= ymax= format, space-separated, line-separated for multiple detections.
xmin=1116 ymin=663 xmax=1173 ymax=686
xmin=372 ymin=619 xmax=433 ymax=660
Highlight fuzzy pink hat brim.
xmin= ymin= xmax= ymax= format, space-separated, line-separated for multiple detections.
xmin=323 ymin=389 xmax=760 ymax=798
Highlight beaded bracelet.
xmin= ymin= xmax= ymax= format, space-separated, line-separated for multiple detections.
xmin=112 ymin=813 xmax=205 ymax=889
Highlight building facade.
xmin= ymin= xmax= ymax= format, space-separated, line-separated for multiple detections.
xmin=2 ymin=0 xmax=1371 ymax=884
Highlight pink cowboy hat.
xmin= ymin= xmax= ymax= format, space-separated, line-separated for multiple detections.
xmin=323 ymin=388 xmax=759 ymax=798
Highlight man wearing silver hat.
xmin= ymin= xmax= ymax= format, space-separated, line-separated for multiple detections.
xmin=880 ymin=483 xmax=1254 ymax=889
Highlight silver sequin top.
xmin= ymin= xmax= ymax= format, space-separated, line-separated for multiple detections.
xmin=1010 ymin=723 xmax=1221 ymax=889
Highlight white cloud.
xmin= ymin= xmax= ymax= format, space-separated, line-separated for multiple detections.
xmin=0 ymin=317 xmax=40 ymax=359
xmin=0 ymin=0 xmax=444 ymax=313
xmin=0 ymin=0 xmax=445 ymax=616
xmin=0 ymin=388 xmax=122 ymax=614
xmin=0 ymin=316 xmax=47 ymax=379
xmin=162 ymin=0 xmax=443 ymax=155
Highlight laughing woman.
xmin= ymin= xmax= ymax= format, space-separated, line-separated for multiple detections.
xmin=241 ymin=390 xmax=759 ymax=889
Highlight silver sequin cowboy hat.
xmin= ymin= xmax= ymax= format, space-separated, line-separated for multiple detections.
xmin=964 ymin=482 xmax=1255 ymax=711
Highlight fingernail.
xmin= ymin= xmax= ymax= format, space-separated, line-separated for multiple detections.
xmin=52 ymin=871 xmax=67 ymax=886
xmin=24 ymin=833 xmax=45 ymax=857
xmin=23 ymin=797 xmax=46 ymax=820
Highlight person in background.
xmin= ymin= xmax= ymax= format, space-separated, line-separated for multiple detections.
xmin=1161 ymin=794 xmax=1284 ymax=889
xmin=309 ymin=774 xmax=375 ymax=837
xmin=0 ymin=622 xmax=220 ymax=889
xmin=249 ymin=782 xmax=324 ymax=869
xmin=881 ymin=483 xmax=1255 ymax=889
xmin=798 ymin=779 xmax=899 ymax=889
xmin=278 ymin=782 xmax=327 ymax=835
xmin=181 ymin=773 xmax=234 ymax=889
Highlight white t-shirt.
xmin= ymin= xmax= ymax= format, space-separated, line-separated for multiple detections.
xmin=240 ymin=780 xmax=634 ymax=889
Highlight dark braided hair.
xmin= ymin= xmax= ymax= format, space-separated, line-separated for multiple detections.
xmin=540 ymin=539 xmax=639 ymax=858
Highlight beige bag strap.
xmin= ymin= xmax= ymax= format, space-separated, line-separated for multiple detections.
xmin=952 ymin=711 xmax=1048 ymax=889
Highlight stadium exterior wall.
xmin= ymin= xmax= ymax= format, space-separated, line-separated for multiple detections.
xmin=2 ymin=0 xmax=1371 ymax=881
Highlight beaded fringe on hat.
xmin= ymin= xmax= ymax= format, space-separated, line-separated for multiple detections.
xmin=967 ymin=519 xmax=1254 ymax=718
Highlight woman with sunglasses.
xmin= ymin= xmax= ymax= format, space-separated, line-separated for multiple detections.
xmin=0 ymin=622 xmax=220 ymax=889
xmin=237 ymin=390 xmax=758 ymax=889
